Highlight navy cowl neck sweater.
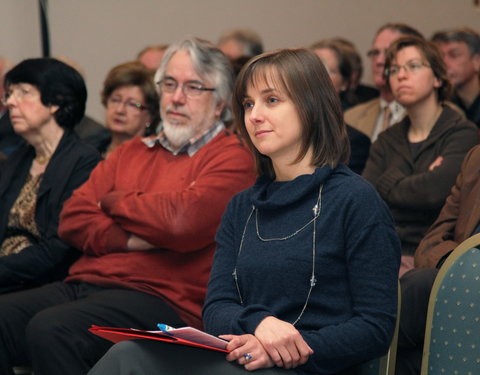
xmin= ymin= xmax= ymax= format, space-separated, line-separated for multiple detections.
xmin=204 ymin=165 xmax=401 ymax=375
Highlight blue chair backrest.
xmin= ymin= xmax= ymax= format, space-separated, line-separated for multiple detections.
xmin=421 ymin=246 xmax=480 ymax=374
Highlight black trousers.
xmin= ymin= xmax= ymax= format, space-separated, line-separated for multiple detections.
xmin=395 ymin=268 xmax=438 ymax=375
xmin=0 ymin=281 xmax=185 ymax=375
xmin=88 ymin=340 xmax=296 ymax=375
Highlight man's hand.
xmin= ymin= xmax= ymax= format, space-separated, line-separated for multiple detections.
xmin=220 ymin=334 xmax=275 ymax=371
xmin=253 ymin=316 xmax=313 ymax=369
xmin=126 ymin=234 xmax=155 ymax=251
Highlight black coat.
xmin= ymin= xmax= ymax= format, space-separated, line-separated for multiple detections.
xmin=0 ymin=112 xmax=23 ymax=157
xmin=452 ymin=93 xmax=480 ymax=127
xmin=346 ymin=124 xmax=371 ymax=174
xmin=0 ymin=130 xmax=101 ymax=292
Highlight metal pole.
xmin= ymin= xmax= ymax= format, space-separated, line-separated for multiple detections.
xmin=39 ymin=0 xmax=50 ymax=57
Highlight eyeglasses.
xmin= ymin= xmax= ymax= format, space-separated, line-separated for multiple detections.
xmin=157 ymin=78 xmax=215 ymax=97
xmin=107 ymin=96 xmax=147 ymax=112
xmin=2 ymin=84 xmax=38 ymax=106
xmin=386 ymin=61 xmax=431 ymax=77
xmin=367 ymin=48 xmax=388 ymax=58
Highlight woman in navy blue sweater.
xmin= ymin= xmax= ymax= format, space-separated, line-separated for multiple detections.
xmin=88 ymin=48 xmax=401 ymax=375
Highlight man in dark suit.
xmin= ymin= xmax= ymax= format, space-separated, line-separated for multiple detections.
xmin=432 ymin=27 xmax=480 ymax=127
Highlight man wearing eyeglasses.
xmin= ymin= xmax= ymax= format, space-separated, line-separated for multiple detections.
xmin=432 ymin=27 xmax=480 ymax=127
xmin=153 ymin=46 xmax=228 ymax=155
xmin=0 ymin=38 xmax=255 ymax=375
xmin=344 ymin=23 xmax=423 ymax=141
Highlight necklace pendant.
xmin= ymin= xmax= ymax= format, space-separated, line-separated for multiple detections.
xmin=35 ymin=155 xmax=51 ymax=165
xmin=310 ymin=276 xmax=317 ymax=287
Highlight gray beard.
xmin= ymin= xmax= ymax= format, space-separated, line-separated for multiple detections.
xmin=162 ymin=121 xmax=196 ymax=149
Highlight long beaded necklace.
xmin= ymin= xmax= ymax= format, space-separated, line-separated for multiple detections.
xmin=232 ymin=184 xmax=323 ymax=326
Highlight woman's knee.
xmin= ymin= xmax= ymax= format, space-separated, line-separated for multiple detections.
xmin=88 ymin=341 xmax=152 ymax=375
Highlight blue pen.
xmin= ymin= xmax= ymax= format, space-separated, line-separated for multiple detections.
xmin=158 ymin=323 xmax=175 ymax=336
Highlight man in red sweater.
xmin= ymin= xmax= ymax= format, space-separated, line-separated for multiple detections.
xmin=0 ymin=38 xmax=255 ymax=375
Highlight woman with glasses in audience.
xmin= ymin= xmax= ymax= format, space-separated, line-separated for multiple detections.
xmin=362 ymin=36 xmax=477 ymax=276
xmin=94 ymin=61 xmax=160 ymax=158
xmin=0 ymin=58 xmax=101 ymax=293
xmin=88 ymin=48 xmax=400 ymax=375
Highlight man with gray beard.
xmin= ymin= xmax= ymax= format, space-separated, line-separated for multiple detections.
xmin=154 ymin=38 xmax=235 ymax=152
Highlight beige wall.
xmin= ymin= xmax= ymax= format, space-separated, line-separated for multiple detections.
xmin=1 ymin=0 xmax=479 ymax=123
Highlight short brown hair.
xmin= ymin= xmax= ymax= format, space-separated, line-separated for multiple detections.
xmin=331 ymin=38 xmax=364 ymax=86
xmin=310 ymin=39 xmax=354 ymax=90
xmin=233 ymin=48 xmax=350 ymax=179
xmin=384 ymin=36 xmax=452 ymax=102
xmin=101 ymin=61 xmax=160 ymax=129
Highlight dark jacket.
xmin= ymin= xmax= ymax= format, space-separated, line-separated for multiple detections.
xmin=362 ymin=106 xmax=478 ymax=255
xmin=346 ymin=124 xmax=371 ymax=174
xmin=0 ymin=112 xmax=23 ymax=157
xmin=415 ymin=145 xmax=480 ymax=268
xmin=0 ymin=130 xmax=101 ymax=292
xmin=452 ymin=93 xmax=480 ymax=127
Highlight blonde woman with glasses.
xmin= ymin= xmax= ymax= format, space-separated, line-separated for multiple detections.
xmin=97 ymin=61 xmax=160 ymax=158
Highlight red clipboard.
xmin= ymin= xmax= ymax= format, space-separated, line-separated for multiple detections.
xmin=89 ymin=325 xmax=229 ymax=353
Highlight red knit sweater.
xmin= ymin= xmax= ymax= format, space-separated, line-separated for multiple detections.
xmin=58 ymin=131 xmax=255 ymax=329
